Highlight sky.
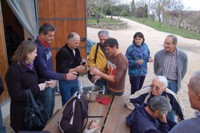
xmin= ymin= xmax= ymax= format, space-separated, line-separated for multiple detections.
xmin=126 ymin=0 xmax=200 ymax=11
xmin=183 ymin=0 xmax=200 ymax=10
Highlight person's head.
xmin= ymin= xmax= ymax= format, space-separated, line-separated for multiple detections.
xmin=103 ymin=38 xmax=119 ymax=57
xmin=133 ymin=32 xmax=145 ymax=46
xmin=188 ymin=71 xmax=200 ymax=111
xmin=67 ymin=32 xmax=80 ymax=49
xmin=148 ymin=96 xmax=172 ymax=119
xmin=98 ymin=30 xmax=109 ymax=44
xmin=11 ymin=40 xmax=37 ymax=64
xmin=164 ymin=35 xmax=177 ymax=53
xmin=39 ymin=23 xmax=56 ymax=44
xmin=151 ymin=76 xmax=168 ymax=96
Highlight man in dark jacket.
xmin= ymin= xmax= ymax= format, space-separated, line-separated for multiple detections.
xmin=126 ymin=96 xmax=172 ymax=133
xmin=34 ymin=23 xmax=77 ymax=119
xmin=169 ymin=71 xmax=200 ymax=133
xmin=125 ymin=75 xmax=184 ymax=122
xmin=56 ymin=32 xmax=86 ymax=105
xmin=0 ymin=75 xmax=6 ymax=133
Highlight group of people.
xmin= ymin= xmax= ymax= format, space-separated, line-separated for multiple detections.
xmin=0 ymin=21 xmax=199 ymax=133
xmin=126 ymin=72 xmax=200 ymax=133
xmin=3 ymin=23 xmax=129 ymax=132
xmin=4 ymin=23 xmax=79 ymax=132
xmin=124 ymin=31 xmax=200 ymax=132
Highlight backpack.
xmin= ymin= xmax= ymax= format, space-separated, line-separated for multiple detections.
xmin=59 ymin=92 xmax=88 ymax=133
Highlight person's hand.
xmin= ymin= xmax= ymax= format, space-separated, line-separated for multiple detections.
xmin=66 ymin=72 xmax=77 ymax=80
xmin=90 ymin=67 xmax=101 ymax=76
xmin=38 ymin=83 xmax=46 ymax=91
xmin=94 ymin=75 xmax=100 ymax=82
xmin=137 ymin=59 xmax=144 ymax=64
xmin=45 ymin=80 xmax=56 ymax=88
xmin=159 ymin=114 xmax=167 ymax=123
xmin=76 ymin=65 xmax=86 ymax=73
xmin=148 ymin=58 xmax=154 ymax=63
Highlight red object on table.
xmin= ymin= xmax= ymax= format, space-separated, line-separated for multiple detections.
xmin=98 ymin=96 xmax=111 ymax=105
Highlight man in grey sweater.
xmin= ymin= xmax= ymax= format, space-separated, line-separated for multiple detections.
xmin=169 ymin=71 xmax=200 ymax=133
xmin=154 ymin=35 xmax=188 ymax=94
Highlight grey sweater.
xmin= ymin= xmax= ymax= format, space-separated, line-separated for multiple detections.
xmin=154 ymin=48 xmax=188 ymax=91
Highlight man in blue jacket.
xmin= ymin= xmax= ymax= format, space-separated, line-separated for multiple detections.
xmin=34 ymin=23 xmax=77 ymax=119
xmin=126 ymin=96 xmax=172 ymax=133
xmin=125 ymin=75 xmax=184 ymax=122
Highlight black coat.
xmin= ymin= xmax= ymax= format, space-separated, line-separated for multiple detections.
xmin=0 ymin=74 xmax=4 ymax=95
xmin=56 ymin=44 xmax=82 ymax=73
xmin=5 ymin=62 xmax=40 ymax=132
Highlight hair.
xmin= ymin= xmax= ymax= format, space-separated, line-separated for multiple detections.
xmin=153 ymin=75 xmax=168 ymax=88
xmin=133 ymin=32 xmax=145 ymax=44
xmin=67 ymin=32 xmax=80 ymax=41
xmin=98 ymin=30 xmax=109 ymax=37
xmin=39 ymin=23 xmax=55 ymax=35
xmin=189 ymin=71 xmax=200 ymax=94
xmin=11 ymin=40 xmax=37 ymax=64
xmin=167 ymin=35 xmax=178 ymax=45
xmin=148 ymin=96 xmax=172 ymax=115
xmin=104 ymin=38 xmax=119 ymax=49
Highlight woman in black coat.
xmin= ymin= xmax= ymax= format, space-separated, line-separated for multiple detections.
xmin=5 ymin=40 xmax=48 ymax=132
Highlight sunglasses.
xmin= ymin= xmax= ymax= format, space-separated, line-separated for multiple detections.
xmin=150 ymin=84 xmax=160 ymax=91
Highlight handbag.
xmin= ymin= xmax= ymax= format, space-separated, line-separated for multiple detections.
xmin=24 ymin=89 xmax=47 ymax=130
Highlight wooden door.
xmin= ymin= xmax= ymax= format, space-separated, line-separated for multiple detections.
xmin=0 ymin=1 xmax=9 ymax=103
xmin=38 ymin=0 xmax=87 ymax=68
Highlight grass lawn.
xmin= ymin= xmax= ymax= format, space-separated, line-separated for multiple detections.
xmin=126 ymin=16 xmax=200 ymax=40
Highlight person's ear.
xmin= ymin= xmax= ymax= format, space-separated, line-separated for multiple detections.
xmin=197 ymin=93 xmax=200 ymax=100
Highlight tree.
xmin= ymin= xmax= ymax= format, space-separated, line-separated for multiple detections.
xmin=131 ymin=0 xmax=136 ymax=16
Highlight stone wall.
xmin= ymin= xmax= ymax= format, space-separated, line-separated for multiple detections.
xmin=87 ymin=22 xmax=127 ymax=30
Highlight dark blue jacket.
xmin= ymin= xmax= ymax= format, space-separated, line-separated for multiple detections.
xmin=34 ymin=38 xmax=65 ymax=83
xmin=127 ymin=87 xmax=184 ymax=120
xmin=126 ymin=105 xmax=169 ymax=133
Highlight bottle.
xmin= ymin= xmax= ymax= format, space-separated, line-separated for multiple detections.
xmin=79 ymin=77 xmax=84 ymax=94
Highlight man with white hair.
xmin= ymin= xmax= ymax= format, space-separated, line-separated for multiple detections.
xmin=169 ymin=71 xmax=200 ymax=133
xmin=126 ymin=96 xmax=172 ymax=133
xmin=125 ymin=75 xmax=184 ymax=122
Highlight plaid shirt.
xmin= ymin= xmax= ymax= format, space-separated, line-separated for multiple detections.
xmin=162 ymin=50 xmax=177 ymax=80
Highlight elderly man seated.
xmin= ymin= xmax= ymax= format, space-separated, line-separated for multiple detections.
xmin=126 ymin=96 xmax=172 ymax=133
xmin=125 ymin=75 xmax=184 ymax=122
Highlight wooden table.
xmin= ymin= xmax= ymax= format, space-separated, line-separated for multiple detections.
xmin=43 ymin=95 xmax=131 ymax=133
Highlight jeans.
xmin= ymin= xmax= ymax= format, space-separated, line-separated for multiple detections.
xmin=59 ymin=80 xmax=79 ymax=106
xmin=95 ymin=78 xmax=106 ymax=89
xmin=0 ymin=106 xmax=6 ymax=133
xmin=168 ymin=80 xmax=178 ymax=93
xmin=40 ymin=87 xmax=55 ymax=120
xmin=129 ymin=76 xmax=146 ymax=94
xmin=106 ymin=88 xmax=123 ymax=96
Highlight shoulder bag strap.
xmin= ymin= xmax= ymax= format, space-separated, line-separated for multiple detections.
xmin=26 ymin=89 xmax=39 ymax=108
xmin=94 ymin=43 xmax=100 ymax=64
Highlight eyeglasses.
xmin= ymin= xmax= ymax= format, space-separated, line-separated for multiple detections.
xmin=150 ymin=84 xmax=160 ymax=91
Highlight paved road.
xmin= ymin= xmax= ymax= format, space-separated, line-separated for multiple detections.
xmin=87 ymin=17 xmax=200 ymax=119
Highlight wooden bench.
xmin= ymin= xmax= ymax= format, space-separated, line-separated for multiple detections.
xmin=43 ymin=95 xmax=131 ymax=133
